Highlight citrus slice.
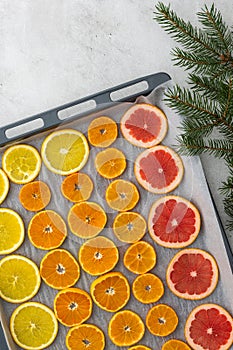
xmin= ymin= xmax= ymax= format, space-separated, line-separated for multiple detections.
xmin=95 ymin=148 xmax=126 ymax=179
xmin=0 ymin=168 xmax=9 ymax=204
xmin=134 ymin=145 xmax=184 ymax=193
xmin=10 ymin=301 xmax=58 ymax=350
xmin=61 ymin=172 xmax=93 ymax=202
xmin=66 ymin=324 xmax=105 ymax=350
xmin=0 ymin=208 xmax=24 ymax=255
xmin=166 ymin=248 xmax=219 ymax=300
xmin=54 ymin=288 xmax=92 ymax=327
xmin=185 ymin=303 xmax=233 ymax=350
xmin=123 ymin=241 xmax=156 ymax=274
xmin=40 ymin=249 xmax=80 ymax=289
xmin=90 ymin=271 xmax=130 ymax=312
xmin=132 ymin=273 xmax=164 ymax=304
xmin=19 ymin=181 xmax=51 ymax=211
xmin=121 ymin=103 xmax=168 ymax=148
xmin=41 ymin=129 xmax=89 ymax=175
xmin=78 ymin=236 xmax=119 ymax=276
xmin=162 ymin=339 xmax=191 ymax=350
xmin=88 ymin=116 xmax=118 ymax=147
xmin=148 ymin=195 xmax=201 ymax=248
xmin=108 ymin=310 xmax=145 ymax=347
xmin=2 ymin=144 xmax=41 ymax=184
xmin=28 ymin=210 xmax=67 ymax=250
xmin=146 ymin=304 xmax=178 ymax=336
xmin=113 ymin=212 xmax=147 ymax=243
xmin=68 ymin=201 xmax=107 ymax=239
xmin=106 ymin=179 xmax=139 ymax=212
xmin=0 ymin=255 xmax=41 ymax=303
xmin=128 ymin=346 xmax=151 ymax=350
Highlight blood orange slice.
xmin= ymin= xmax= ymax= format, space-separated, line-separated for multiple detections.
xmin=185 ymin=303 xmax=233 ymax=350
xmin=148 ymin=196 xmax=201 ymax=248
xmin=120 ymin=104 xmax=168 ymax=148
xmin=134 ymin=145 xmax=184 ymax=194
xmin=166 ymin=248 xmax=218 ymax=300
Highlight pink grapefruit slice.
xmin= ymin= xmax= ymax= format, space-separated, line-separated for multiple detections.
xmin=148 ymin=195 xmax=201 ymax=248
xmin=166 ymin=248 xmax=218 ymax=300
xmin=185 ymin=303 xmax=233 ymax=350
xmin=120 ymin=103 xmax=168 ymax=148
xmin=134 ymin=145 xmax=184 ymax=194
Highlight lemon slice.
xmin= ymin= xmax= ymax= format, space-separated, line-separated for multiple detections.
xmin=0 ymin=255 xmax=41 ymax=303
xmin=41 ymin=129 xmax=89 ymax=175
xmin=0 ymin=208 xmax=25 ymax=254
xmin=0 ymin=169 xmax=9 ymax=204
xmin=10 ymin=301 xmax=58 ymax=350
xmin=2 ymin=144 xmax=41 ymax=184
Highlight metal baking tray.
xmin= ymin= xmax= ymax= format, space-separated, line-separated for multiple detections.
xmin=0 ymin=72 xmax=232 ymax=350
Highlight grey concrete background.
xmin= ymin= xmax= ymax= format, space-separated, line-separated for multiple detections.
xmin=0 ymin=0 xmax=232 ymax=249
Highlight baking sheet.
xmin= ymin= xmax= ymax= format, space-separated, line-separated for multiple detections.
xmin=0 ymin=85 xmax=233 ymax=349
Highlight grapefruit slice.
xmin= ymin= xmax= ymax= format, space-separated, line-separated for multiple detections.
xmin=120 ymin=104 xmax=168 ymax=148
xmin=166 ymin=248 xmax=218 ymax=300
xmin=185 ymin=303 xmax=233 ymax=350
xmin=148 ymin=195 xmax=201 ymax=248
xmin=134 ymin=145 xmax=184 ymax=194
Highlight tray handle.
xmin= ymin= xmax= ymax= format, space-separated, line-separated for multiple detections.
xmin=0 ymin=72 xmax=171 ymax=147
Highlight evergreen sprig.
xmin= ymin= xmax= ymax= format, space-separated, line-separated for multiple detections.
xmin=154 ymin=3 xmax=233 ymax=231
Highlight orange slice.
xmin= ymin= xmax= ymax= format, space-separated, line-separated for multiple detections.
xmin=113 ymin=211 xmax=146 ymax=243
xmin=146 ymin=304 xmax=178 ymax=336
xmin=108 ymin=310 xmax=145 ymax=347
xmin=68 ymin=201 xmax=107 ymax=239
xmin=78 ymin=236 xmax=119 ymax=276
xmin=162 ymin=339 xmax=191 ymax=350
xmin=124 ymin=241 xmax=156 ymax=274
xmin=132 ymin=273 xmax=164 ymax=304
xmin=134 ymin=145 xmax=184 ymax=194
xmin=2 ymin=144 xmax=41 ymax=184
xmin=95 ymin=148 xmax=126 ymax=179
xmin=121 ymin=103 xmax=168 ymax=148
xmin=166 ymin=248 xmax=219 ymax=300
xmin=128 ymin=346 xmax=152 ymax=350
xmin=88 ymin=116 xmax=118 ymax=147
xmin=61 ymin=172 xmax=93 ymax=202
xmin=0 ymin=168 xmax=9 ymax=204
xmin=28 ymin=210 xmax=67 ymax=250
xmin=54 ymin=288 xmax=92 ymax=327
xmin=19 ymin=181 xmax=51 ymax=211
xmin=106 ymin=179 xmax=139 ymax=212
xmin=148 ymin=195 xmax=201 ymax=248
xmin=66 ymin=324 xmax=105 ymax=350
xmin=90 ymin=271 xmax=130 ymax=312
xmin=40 ymin=249 xmax=80 ymax=289
xmin=185 ymin=304 xmax=233 ymax=350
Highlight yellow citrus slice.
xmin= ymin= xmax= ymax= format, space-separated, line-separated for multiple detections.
xmin=40 ymin=249 xmax=80 ymax=289
xmin=123 ymin=241 xmax=156 ymax=274
xmin=146 ymin=304 xmax=178 ymax=336
xmin=41 ymin=129 xmax=89 ymax=175
xmin=162 ymin=339 xmax=191 ymax=350
xmin=54 ymin=288 xmax=92 ymax=327
xmin=10 ymin=301 xmax=58 ymax=350
xmin=132 ymin=273 xmax=164 ymax=304
xmin=88 ymin=116 xmax=118 ymax=147
xmin=106 ymin=179 xmax=139 ymax=212
xmin=0 ymin=168 xmax=9 ymax=204
xmin=61 ymin=172 xmax=93 ymax=202
xmin=95 ymin=148 xmax=126 ymax=179
xmin=0 ymin=208 xmax=24 ymax=255
xmin=2 ymin=144 xmax=41 ymax=184
xmin=90 ymin=271 xmax=130 ymax=312
xmin=108 ymin=310 xmax=145 ymax=347
xmin=113 ymin=211 xmax=147 ymax=243
xmin=128 ymin=346 xmax=152 ymax=350
xmin=66 ymin=324 xmax=105 ymax=350
xmin=78 ymin=236 xmax=119 ymax=275
xmin=68 ymin=201 xmax=107 ymax=239
xmin=0 ymin=255 xmax=41 ymax=303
